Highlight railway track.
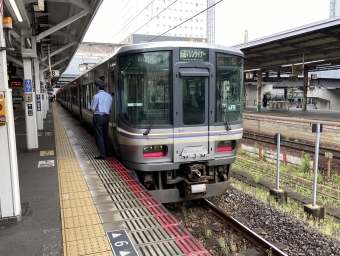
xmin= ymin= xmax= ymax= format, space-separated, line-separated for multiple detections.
xmin=165 ymin=199 xmax=288 ymax=256
xmin=234 ymin=156 xmax=340 ymax=203
xmin=243 ymin=132 xmax=340 ymax=160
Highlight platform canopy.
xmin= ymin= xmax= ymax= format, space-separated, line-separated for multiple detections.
xmin=234 ymin=17 xmax=340 ymax=74
xmin=3 ymin=0 xmax=103 ymax=84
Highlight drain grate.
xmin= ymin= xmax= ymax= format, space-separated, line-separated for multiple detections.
xmin=130 ymin=228 xmax=171 ymax=245
xmin=106 ymin=187 xmax=132 ymax=195
xmin=124 ymin=217 xmax=163 ymax=231
xmin=137 ymin=241 xmax=186 ymax=256
xmin=111 ymin=192 xmax=138 ymax=202
xmin=119 ymin=207 xmax=153 ymax=220
xmin=114 ymin=199 xmax=145 ymax=211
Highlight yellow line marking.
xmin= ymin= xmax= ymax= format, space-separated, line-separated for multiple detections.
xmin=53 ymin=104 xmax=112 ymax=256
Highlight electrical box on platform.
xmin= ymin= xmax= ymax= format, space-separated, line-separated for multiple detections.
xmin=21 ymin=36 xmax=37 ymax=58
xmin=0 ymin=94 xmax=7 ymax=124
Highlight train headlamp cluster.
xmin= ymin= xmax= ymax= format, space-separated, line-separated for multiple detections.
xmin=217 ymin=140 xmax=234 ymax=152
xmin=143 ymin=145 xmax=167 ymax=158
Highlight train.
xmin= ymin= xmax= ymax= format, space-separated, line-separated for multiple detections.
xmin=57 ymin=41 xmax=244 ymax=203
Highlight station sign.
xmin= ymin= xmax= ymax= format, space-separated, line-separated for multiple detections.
xmin=289 ymin=75 xmax=298 ymax=82
xmin=263 ymin=77 xmax=282 ymax=82
xmin=25 ymin=79 xmax=32 ymax=92
xmin=245 ymin=73 xmax=253 ymax=79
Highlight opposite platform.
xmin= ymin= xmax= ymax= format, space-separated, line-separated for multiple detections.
xmin=243 ymin=105 xmax=340 ymax=146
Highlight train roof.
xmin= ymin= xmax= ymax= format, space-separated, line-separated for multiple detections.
xmin=109 ymin=41 xmax=244 ymax=59
xmin=67 ymin=41 xmax=244 ymax=86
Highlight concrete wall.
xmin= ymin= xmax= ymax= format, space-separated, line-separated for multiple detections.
xmin=245 ymin=84 xmax=279 ymax=106
xmin=308 ymin=88 xmax=340 ymax=110
xmin=240 ymin=143 xmax=313 ymax=171
xmin=243 ymin=116 xmax=340 ymax=147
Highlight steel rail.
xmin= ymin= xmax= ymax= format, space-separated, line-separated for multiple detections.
xmin=201 ymin=199 xmax=288 ymax=256
xmin=242 ymin=134 xmax=340 ymax=160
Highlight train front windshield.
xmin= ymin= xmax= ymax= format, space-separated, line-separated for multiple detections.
xmin=119 ymin=51 xmax=171 ymax=126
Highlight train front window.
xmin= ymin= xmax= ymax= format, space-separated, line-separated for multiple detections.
xmin=215 ymin=53 xmax=244 ymax=123
xmin=119 ymin=51 xmax=171 ymax=126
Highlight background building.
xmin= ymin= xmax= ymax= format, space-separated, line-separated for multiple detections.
xmin=119 ymin=0 xmax=212 ymax=42
xmin=330 ymin=0 xmax=340 ymax=17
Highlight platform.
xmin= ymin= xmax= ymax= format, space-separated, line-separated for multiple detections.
xmin=0 ymin=102 xmax=210 ymax=256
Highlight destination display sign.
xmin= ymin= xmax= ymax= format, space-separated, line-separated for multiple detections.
xmin=180 ymin=48 xmax=209 ymax=61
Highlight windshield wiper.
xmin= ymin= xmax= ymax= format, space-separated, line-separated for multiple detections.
xmin=143 ymin=102 xmax=165 ymax=135
xmin=223 ymin=103 xmax=231 ymax=131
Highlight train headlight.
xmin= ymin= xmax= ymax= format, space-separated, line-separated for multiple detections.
xmin=143 ymin=145 xmax=168 ymax=158
xmin=217 ymin=141 xmax=234 ymax=152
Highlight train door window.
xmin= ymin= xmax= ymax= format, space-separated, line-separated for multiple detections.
xmin=215 ymin=53 xmax=244 ymax=123
xmin=182 ymin=77 xmax=205 ymax=125
xmin=82 ymin=85 xmax=86 ymax=109
xmin=109 ymin=72 xmax=115 ymax=117
xmin=119 ymin=51 xmax=171 ymax=126
xmin=71 ymin=87 xmax=78 ymax=105
xmin=86 ymin=84 xmax=91 ymax=109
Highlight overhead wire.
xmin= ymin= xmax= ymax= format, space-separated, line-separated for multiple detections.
xmin=105 ymin=0 xmax=156 ymax=44
xmin=101 ymin=0 xmax=223 ymax=57
xmin=125 ymin=0 xmax=179 ymax=43
xmin=148 ymin=0 xmax=223 ymax=42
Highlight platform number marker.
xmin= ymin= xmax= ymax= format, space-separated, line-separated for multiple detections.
xmin=106 ymin=230 xmax=138 ymax=256
xmin=50 ymin=70 xmax=60 ymax=77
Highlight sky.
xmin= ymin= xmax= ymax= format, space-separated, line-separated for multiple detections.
xmin=83 ymin=0 xmax=330 ymax=46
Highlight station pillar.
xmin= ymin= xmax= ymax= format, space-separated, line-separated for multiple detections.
xmin=257 ymin=70 xmax=262 ymax=112
xmin=0 ymin=12 xmax=21 ymax=220
xmin=40 ymin=70 xmax=48 ymax=117
xmin=33 ymin=59 xmax=43 ymax=130
xmin=23 ymin=58 xmax=38 ymax=151
xmin=302 ymin=68 xmax=308 ymax=111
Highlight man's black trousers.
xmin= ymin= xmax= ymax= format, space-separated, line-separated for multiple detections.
xmin=93 ymin=115 xmax=113 ymax=158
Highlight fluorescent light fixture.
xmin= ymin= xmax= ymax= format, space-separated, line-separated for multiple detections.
xmin=282 ymin=59 xmax=325 ymax=67
xmin=38 ymin=0 xmax=44 ymax=11
xmin=244 ymin=68 xmax=261 ymax=72
xmin=9 ymin=0 xmax=23 ymax=22
xmin=316 ymin=63 xmax=331 ymax=67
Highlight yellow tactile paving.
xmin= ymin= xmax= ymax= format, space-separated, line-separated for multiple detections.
xmin=61 ymin=198 xmax=94 ymax=209
xmin=63 ymin=213 xmax=102 ymax=229
xmin=66 ymin=237 xmax=112 ymax=256
xmin=53 ymin=104 xmax=112 ymax=256
xmin=64 ymin=225 xmax=106 ymax=241
xmin=61 ymin=205 xmax=98 ymax=218
xmin=60 ymin=191 xmax=93 ymax=200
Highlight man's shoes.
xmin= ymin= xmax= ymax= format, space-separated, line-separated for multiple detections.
xmin=94 ymin=156 xmax=105 ymax=160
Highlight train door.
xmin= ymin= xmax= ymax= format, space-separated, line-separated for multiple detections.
xmin=79 ymin=85 xmax=83 ymax=122
xmin=109 ymin=72 xmax=119 ymax=153
xmin=173 ymin=67 xmax=213 ymax=163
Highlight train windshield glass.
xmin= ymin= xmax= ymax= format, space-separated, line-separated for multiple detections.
xmin=215 ymin=53 xmax=244 ymax=123
xmin=119 ymin=51 xmax=171 ymax=126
